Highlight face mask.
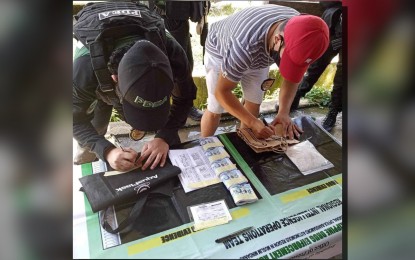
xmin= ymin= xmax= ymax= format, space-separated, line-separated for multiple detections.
xmin=270 ymin=35 xmax=284 ymax=66
xmin=270 ymin=49 xmax=281 ymax=67
xmin=262 ymin=33 xmax=284 ymax=92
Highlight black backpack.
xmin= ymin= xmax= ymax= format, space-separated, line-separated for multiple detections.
xmin=73 ymin=1 xmax=167 ymax=93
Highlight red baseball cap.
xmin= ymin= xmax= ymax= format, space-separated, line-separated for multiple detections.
xmin=279 ymin=15 xmax=330 ymax=83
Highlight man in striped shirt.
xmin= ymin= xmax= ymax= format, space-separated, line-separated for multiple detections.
xmin=200 ymin=5 xmax=329 ymax=139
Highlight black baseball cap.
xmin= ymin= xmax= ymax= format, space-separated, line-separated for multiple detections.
xmin=118 ymin=40 xmax=174 ymax=131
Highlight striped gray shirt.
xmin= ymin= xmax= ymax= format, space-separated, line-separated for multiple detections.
xmin=205 ymin=5 xmax=299 ymax=82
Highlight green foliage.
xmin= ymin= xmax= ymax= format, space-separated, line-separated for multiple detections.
xmin=232 ymin=83 xmax=243 ymax=99
xmin=195 ymin=83 xmax=242 ymax=110
xmin=264 ymin=88 xmax=279 ymax=101
xmin=263 ymin=69 xmax=283 ymax=101
xmin=199 ymin=102 xmax=208 ymax=110
xmin=110 ymin=109 xmax=122 ymax=122
xmin=315 ymin=63 xmax=337 ymax=90
xmin=209 ymin=4 xmax=239 ymax=16
xmin=305 ymin=86 xmax=332 ymax=107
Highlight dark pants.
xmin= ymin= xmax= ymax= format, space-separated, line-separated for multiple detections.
xmin=162 ymin=18 xmax=194 ymax=71
xmin=297 ymin=46 xmax=343 ymax=111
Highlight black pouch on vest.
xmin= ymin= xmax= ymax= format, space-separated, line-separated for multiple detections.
xmin=79 ymin=163 xmax=181 ymax=233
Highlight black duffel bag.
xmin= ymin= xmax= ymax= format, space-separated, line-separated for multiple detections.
xmin=79 ymin=163 xmax=181 ymax=234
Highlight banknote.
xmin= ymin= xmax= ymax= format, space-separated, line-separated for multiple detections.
xmin=205 ymin=146 xmax=230 ymax=163
xmin=199 ymin=136 xmax=224 ymax=151
xmin=229 ymin=183 xmax=258 ymax=206
xmin=211 ymin=158 xmax=237 ymax=177
xmin=219 ymin=169 xmax=248 ymax=190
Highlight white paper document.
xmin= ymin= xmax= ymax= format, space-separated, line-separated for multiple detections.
xmin=91 ymin=159 xmax=107 ymax=173
xmin=189 ymin=200 xmax=232 ymax=231
xmin=169 ymin=146 xmax=220 ymax=193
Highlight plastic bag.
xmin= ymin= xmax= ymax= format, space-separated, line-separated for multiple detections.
xmin=285 ymin=140 xmax=334 ymax=175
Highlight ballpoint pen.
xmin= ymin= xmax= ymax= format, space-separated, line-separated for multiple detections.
xmin=262 ymin=117 xmax=269 ymax=126
xmin=111 ymin=134 xmax=126 ymax=152
xmin=215 ymin=226 xmax=254 ymax=243
xmin=134 ymin=152 xmax=141 ymax=165
xmin=111 ymin=134 xmax=141 ymax=165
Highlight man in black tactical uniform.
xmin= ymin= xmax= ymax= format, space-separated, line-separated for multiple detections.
xmin=152 ymin=1 xmax=210 ymax=121
xmin=73 ymin=3 xmax=197 ymax=170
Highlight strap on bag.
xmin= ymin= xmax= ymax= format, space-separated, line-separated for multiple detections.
xmin=100 ymin=192 xmax=149 ymax=234
xmin=99 ymin=177 xmax=177 ymax=234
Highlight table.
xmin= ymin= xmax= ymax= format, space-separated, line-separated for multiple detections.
xmin=73 ymin=116 xmax=343 ymax=259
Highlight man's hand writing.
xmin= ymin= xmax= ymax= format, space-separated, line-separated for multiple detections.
xmin=105 ymin=147 xmax=140 ymax=171
xmin=250 ymin=118 xmax=275 ymax=139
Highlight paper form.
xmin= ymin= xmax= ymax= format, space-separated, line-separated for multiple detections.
xmin=189 ymin=200 xmax=232 ymax=231
xmin=169 ymin=146 xmax=220 ymax=193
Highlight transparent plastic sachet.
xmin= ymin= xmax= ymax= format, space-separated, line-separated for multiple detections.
xmin=285 ymin=140 xmax=334 ymax=175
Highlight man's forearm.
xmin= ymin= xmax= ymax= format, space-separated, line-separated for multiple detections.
xmin=73 ymin=122 xmax=114 ymax=161
xmin=278 ymin=79 xmax=299 ymax=115
xmin=215 ymin=74 xmax=258 ymax=128
xmin=216 ymin=89 xmax=258 ymax=128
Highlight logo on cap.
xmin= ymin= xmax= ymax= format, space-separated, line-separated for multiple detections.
xmin=134 ymin=96 xmax=167 ymax=108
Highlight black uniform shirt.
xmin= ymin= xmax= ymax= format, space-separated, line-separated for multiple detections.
xmin=73 ymin=33 xmax=196 ymax=161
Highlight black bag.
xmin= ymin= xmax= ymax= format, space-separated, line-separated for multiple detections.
xmin=73 ymin=1 xmax=167 ymax=93
xmin=79 ymin=163 xmax=181 ymax=234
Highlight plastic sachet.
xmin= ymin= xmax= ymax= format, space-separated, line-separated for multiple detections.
xmin=285 ymin=140 xmax=334 ymax=175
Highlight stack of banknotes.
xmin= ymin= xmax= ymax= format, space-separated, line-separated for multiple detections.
xmin=199 ymin=136 xmax=258 ymax=205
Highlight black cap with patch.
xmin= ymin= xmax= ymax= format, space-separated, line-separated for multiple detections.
xmin=118 ymin=40 xmax=173 ymax=131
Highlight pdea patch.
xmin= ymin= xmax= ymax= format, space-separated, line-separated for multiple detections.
xmin=98 ymin=9 xmax=142 ymax=20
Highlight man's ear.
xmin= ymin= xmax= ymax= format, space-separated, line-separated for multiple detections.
xmin=271 ymin=34 xmax=278 ymax=51
xmin=111 ymin=75 xmax=118 ymax=82
xmin=276 ymin=34 xmax=284 ymax=49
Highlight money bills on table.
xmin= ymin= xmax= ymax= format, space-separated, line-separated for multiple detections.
xmin=197 ymin=136 xmax=258 ymax=206
xmin=211 ymin=158 xmax=237 ymax=177
xmin=205 ymin=146 xmax=230 ymax=163
xmin=229 ymin=183 xmax=258 ymax=206
xmin=199 ymin=136 xmax=224 ymax=151
xmin=219 ymin=169 xmax=248 ymax=190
